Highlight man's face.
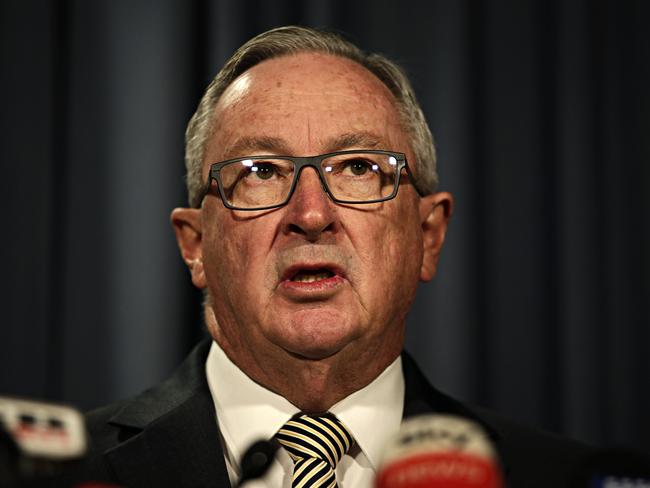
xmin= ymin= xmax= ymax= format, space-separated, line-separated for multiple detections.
xmin=176 ymin=53 xmax=450 ymax=372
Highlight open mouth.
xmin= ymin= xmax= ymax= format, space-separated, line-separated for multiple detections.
xmin=290 ymin=268 xmax=336 ymax=283
xmin=279 ymin=263 xmax=345 ymax=296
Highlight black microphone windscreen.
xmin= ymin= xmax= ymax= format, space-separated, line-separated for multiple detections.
xmin=237 ymin=439 xmax=279 ymax=487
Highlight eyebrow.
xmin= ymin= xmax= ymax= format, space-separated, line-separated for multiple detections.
xmin=324 ymin=132 xmax=385 ymax=152
xmin=222 ymin=136 xmax=291 ymax=159
xmin=221 ymin=131 xmax=386 ymax=159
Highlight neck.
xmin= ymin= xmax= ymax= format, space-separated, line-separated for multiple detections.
xmin=205 ymin=310 xmax=403 ymax=412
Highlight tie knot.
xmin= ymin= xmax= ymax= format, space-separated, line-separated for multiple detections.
xmin=276 ymin=414 xmax=354 ymax=468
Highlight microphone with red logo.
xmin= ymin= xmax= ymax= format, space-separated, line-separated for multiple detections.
xmin=375 ymin=414 xmax=504 ymax=488
xmin=0 ymin=396 xmax=121 ymax=488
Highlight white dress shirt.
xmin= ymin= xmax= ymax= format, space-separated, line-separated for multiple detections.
xmin=205 ymin=340 xmax=405 ymax=487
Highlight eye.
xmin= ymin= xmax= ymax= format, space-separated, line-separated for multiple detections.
xmin=345 ymin=159 xmax=372 ymax=176
xmin=250 ymin=162 xmax=276 ymax=180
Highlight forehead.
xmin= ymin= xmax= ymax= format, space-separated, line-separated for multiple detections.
xmin=205 ymin=52 xmax=410 ymax=165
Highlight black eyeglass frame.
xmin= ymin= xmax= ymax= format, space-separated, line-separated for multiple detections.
xmin=202 ymin=149 xmax=423 ymax=211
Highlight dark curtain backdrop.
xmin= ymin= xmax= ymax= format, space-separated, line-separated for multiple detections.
xmin=2 ymin=0 xmax=649 ymax=454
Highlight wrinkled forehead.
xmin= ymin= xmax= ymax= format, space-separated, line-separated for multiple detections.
xmin=204 ymin=53 xmax=412 ymax=169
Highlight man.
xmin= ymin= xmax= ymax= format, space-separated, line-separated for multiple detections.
xmin=66 ymin=26 xmax=593 ymax=487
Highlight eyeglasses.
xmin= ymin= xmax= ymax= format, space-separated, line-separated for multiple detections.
xmin=203 ymin=150 xmax=421 ymax=211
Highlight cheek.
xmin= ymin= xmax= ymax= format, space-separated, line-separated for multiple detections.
xmin=385 ymin=220 xmax=423 ymax=286
xmin=352 ymin=204 xmax=423 ymax=299
xmin=381 ymin=219 xmax=424 ymax=318
xmin=203 ymin=211 xmax=277 ymax=299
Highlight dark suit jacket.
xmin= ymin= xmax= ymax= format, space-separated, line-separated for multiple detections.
xmin=60 ymin=340 xmax=594 ymax=487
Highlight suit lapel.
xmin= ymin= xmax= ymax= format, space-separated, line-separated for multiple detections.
xmin=101 ymin=340 xmax=231 ymax=487
xmin=401 ymin=351 xmax=488 ymax=422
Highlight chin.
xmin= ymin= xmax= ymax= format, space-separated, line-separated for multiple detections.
xmin=273 ymin=307 xmax=360 ymax=360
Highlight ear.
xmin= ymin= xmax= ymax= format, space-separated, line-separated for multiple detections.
xmin=419 ymin=192 xmax=453 ymax=282
xmin=170 ymin=207 xmax=207 ymax=289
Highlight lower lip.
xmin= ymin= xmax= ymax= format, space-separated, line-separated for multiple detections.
xmin=280 ymin=275 xmax=345 ymax=296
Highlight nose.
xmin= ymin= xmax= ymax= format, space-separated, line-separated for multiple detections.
xmin=281 ymin=167 xmax=337 ymax=241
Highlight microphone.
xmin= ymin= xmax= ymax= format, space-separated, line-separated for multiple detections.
xmin=0 ymin=395 xmax=88 ymax=486
xmin=376 ymin=414 xmax=504 ymax=488
xmin=236 ymin=439 xmax=279 ymax=487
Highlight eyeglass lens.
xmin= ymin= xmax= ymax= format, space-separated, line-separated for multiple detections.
xmin=218 ymin=152 xmax=400 ymax=208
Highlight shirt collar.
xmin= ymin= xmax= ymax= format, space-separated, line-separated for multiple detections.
xmin=330 ymin=356 xmax=404 ymax=468
xmin=206 ymin=340 xmax=404 ymax=471
xmin=206 ymin=340 xmax=299 ymax=470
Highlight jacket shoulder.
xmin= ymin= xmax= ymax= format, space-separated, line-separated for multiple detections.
xmin=470 ymin=404 xmax=594 ymax=487
xmin=59 ymin=340 xmax=221 ymax=486
xmin=401 ymin=351 xmax=595 ymax=487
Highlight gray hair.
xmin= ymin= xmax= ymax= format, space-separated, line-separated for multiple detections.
xmin=184 ymin=26 xmax=438 ymax=208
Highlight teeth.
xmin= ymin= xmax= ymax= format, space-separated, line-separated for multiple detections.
xmin=292 ymin=271 xmax=333 ymax=283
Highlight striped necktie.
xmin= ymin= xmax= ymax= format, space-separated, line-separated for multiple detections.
xmin=276 ymin=413 xmax=354 ymax=488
